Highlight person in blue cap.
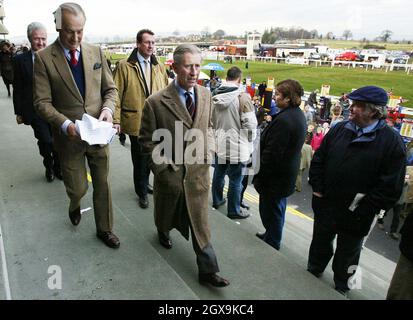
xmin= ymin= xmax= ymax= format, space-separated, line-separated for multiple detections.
xmin=307 ymin=85 xmax=406 ymax=296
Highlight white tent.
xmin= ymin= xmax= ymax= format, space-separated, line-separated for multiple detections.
xmin=199 ymin=71 xmax=210 ymax=80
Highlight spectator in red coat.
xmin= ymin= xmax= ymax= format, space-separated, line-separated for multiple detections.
xmin=311 ymin=126 xmax=324 ymax=152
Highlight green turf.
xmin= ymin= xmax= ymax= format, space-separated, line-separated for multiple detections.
xmin=107 ymin=54 xmax=413 ymax=107
xmin=204 ymin=59 xmax=413 ymax=107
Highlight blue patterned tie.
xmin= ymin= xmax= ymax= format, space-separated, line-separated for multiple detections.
xmin=185 ymin=92 xmax=196 ymax=120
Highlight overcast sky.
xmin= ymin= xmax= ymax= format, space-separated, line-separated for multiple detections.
xmin=3 ymin=0 xmax=413 ymax=42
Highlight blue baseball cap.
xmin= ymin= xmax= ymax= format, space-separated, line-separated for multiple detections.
xmin=348 ymin=86 xmax=388 ymax=105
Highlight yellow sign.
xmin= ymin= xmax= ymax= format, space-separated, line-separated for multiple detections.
xmin=267 ymin=77 xmax=275 ymax=90
xmin=388 ymin=95 xmax=401 ymax=108
xmin=400 ymin=120 xmax=413 ymax=138
xmin=320 ymin=84 xmax=330 ymax=96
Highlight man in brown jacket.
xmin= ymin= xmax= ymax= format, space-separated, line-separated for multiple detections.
xmin=139 ymin=44 xmax=229 ymax=287
xmin=33 ymin=2 xmax=120 ymax=248
xmin=113 ymin=29 xmax=168 ymax=209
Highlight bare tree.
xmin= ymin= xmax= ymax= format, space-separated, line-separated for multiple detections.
xmin=172 ymin=30 xmax=180 ymax=37
xmin=213 ymin=29 xmax=225 ymax=39
xmin=380 ymin=30 xmax=393 ymax=42
xmin=342 ymin=30 xmax=353 ymax=40
xmin=326 ymin=32 xmax=334 ymax=40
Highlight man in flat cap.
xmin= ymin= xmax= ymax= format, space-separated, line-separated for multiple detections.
xmin=307 ymin=85 xmax=406 ymax=295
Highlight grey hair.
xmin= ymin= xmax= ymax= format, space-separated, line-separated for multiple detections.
xmin=27 ymin=22 xmax=46 ymax=41
xmin=365 ymin=102 xmax=387 ymax=120
xmin=173 ymin=44 xmax=201 ymax=65
xmin=54 ymin=2 xmax=86 ymax=29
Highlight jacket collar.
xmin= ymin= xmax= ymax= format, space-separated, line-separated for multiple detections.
xmin=127 ymin=48 xmax=159 ymax=66
xmin=344 ymin=119 xmax=387 ymax=143
xmin=160 ymin=82 xmax=206 ymax=129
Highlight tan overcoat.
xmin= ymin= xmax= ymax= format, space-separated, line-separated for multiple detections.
xmin=139 ymin=83 xmax=213 ymax=249
xmin=113 ymin=49 xmax=168 ymax=136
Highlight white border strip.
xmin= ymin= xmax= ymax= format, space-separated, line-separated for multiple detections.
xmin=0 ymin=223 xmax=12 ymax=300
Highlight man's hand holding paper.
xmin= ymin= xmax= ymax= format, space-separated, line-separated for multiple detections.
xmin=75 ymin=113 xmax=116 ymax=145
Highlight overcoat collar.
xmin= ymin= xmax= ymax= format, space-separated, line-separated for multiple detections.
xmin=161 ymin=82 xmax=206 ymax=129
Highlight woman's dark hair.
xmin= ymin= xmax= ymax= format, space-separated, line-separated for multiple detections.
xmin=276 ymin=79 xmax=304 ymax=108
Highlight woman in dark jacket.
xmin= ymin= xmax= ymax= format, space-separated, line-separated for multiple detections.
xmin=253 ymin=79 xmax=306 ymax=250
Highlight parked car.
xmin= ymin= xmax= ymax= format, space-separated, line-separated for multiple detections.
xmin=393 ymin=58 xmax=407 ymax=64
xmin=335 ymin=52 xmax=363 ymax=61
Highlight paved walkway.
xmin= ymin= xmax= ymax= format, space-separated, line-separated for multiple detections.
xmin=0 ymin=85 xmax=395 ymax=300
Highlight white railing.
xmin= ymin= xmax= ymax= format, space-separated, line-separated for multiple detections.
xmin=220 ymin=54 xmax=412 ymax=73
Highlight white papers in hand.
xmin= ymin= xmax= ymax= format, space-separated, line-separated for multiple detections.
xmin=75 ymin=113 xmax=116 ymax=145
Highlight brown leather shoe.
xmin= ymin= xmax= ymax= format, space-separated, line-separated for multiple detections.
xmin=97 ymin=231 xmax=120 ymax=249
xmin=69 ymin=207 xmax=81 ymax=226
xmin=199 ymin=273 xmax=230 ymax=287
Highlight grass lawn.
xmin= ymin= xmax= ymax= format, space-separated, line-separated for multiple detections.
xmin=203 ymin=59 xmax=413 ymax=107
xmin=107 ymin=53 xmax=413 ymax=107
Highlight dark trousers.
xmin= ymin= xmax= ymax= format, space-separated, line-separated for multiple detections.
xmin=31 ymin=117 xmax=60 ymax=172
xmin=240 ymin=174 xmax=249 ymax=203
xmin=119 ymin=132 xmax=126 ymax=143
xmin=308 ymin=218 xmax=364 ymax=292
xmin=129 ymin=135 xmax=150 ymax=198
xmin=258 ymin=193 xmax=287 ymax=250
xmin=212 ymin=159 xmax=245 ymax=215
xmin=190 ymin=225 xmax=219 ymax=274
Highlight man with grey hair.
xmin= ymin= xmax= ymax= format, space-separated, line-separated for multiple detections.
xmin=139 ymin=44 xmax=229 ymax=287
xmin=13 ymin=22 xmax=61 ymax=182
xmin=307 ymin=85 xmax=406 ymax=295
xmin=33 ymin=2 xmax=120 ymax=248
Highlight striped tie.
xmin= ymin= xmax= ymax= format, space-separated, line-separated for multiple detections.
xmin=185 ymin=92 xmax=196 ymax=120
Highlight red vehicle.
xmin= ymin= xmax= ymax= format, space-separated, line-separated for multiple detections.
xmin=335 ymin=52 xmax=361 ymax=61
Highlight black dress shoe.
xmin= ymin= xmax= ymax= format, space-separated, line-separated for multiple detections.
xmin=54 ymin=169 xmax=63 ymax=180
xmin=240 ymin=201 xmax=250 ymax=210
xmin=199 ymin=273 xmax=230 ymax=287
xmin=227 ymin=210 xmax=250 ymax=219
xmin=139 ymin=196 xmax=149 ymax=209
xmin=147 ymin=184 xmax=154 ymax=194
xmin=69 ymin=207 xmax=81 ymax=226
xmin=212 ymin=199 xmax=226 ymax=209
xmin=97 ymin=231 xmax=120 ymax=249
xmin=158 ymin=230 xmax=172 ymax=249
xmin=307 ymin=268 xmax=323 ymax=278
xmin=256 ymin=232 xmax=266 ymax=240
xmin=45 ymin=168 xmax=55 ymax=182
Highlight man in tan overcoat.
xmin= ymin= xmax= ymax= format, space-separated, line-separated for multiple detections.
xmin=139 ymin=44 xmax=229 ymax=287
xmin=33 ymin=2 xmax=120 ymax=248
xmin=113 ymin=29 xmax=168 ymax=209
